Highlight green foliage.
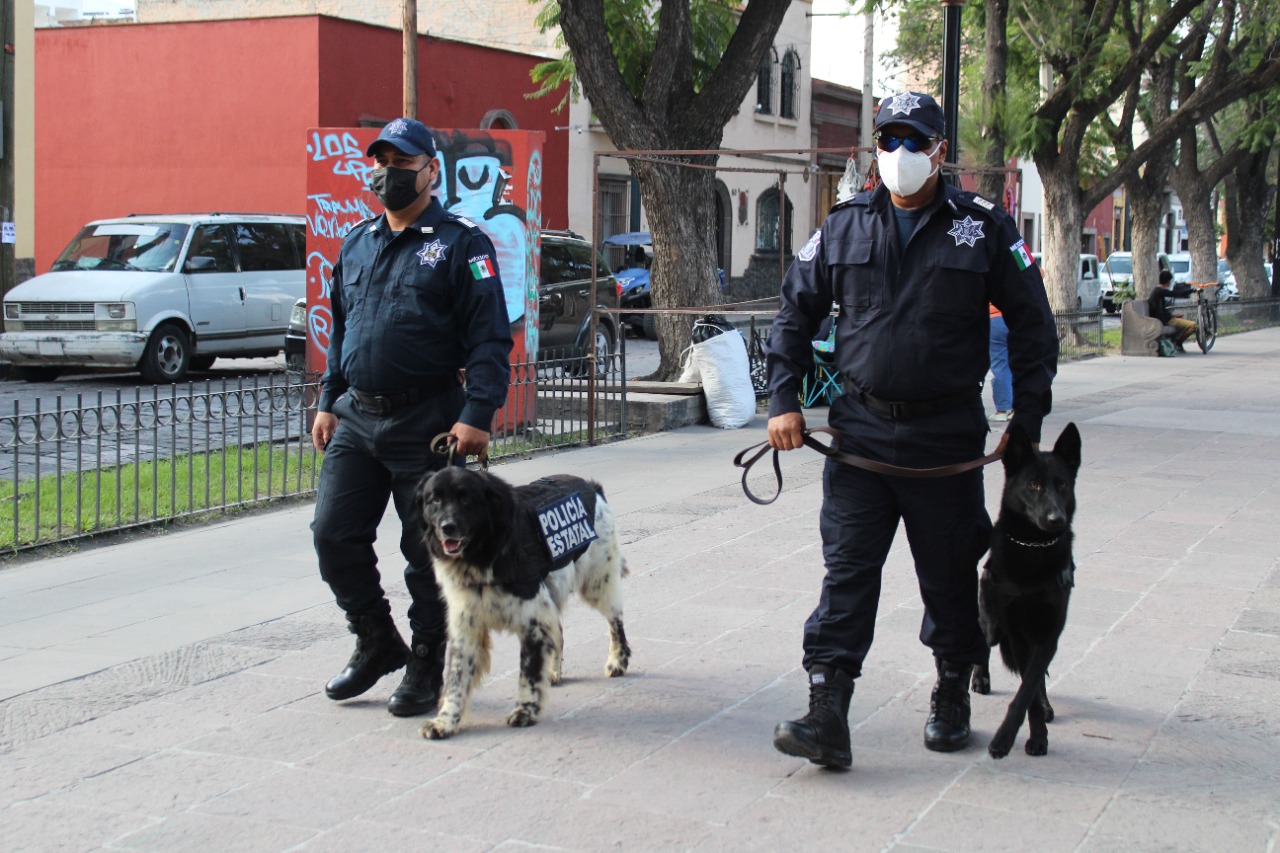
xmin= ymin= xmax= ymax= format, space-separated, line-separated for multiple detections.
xmin=528 ymin=0 xmax=737 ymax=111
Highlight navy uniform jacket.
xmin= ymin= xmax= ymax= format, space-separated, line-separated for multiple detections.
xmin=320 ymin=198 xmax=514 ymax=431
xmin=766 ymin=182 xmax=1058 ymax=442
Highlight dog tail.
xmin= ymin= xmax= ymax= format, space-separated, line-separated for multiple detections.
xmin=591 ymin=480 xmax=606 ymax=499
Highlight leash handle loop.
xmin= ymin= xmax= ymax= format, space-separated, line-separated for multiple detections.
xmin=430 ymin=431 xmax=489 ymax=469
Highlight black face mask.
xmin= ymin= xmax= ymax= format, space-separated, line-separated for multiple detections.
xmin=368 ymin=164 xmax=427 ymax=212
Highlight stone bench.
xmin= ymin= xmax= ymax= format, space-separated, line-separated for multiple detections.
xmin=1120 ymin=299 xmax=1176 ymax=356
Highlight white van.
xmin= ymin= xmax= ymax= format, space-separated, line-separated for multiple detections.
xmin=1031 ymin=253 xmax=1103 ymax=311
xmin=1100 ymin=251 xmax=1172 ymax=313
xmin=1 ymin=213 xmax=305 ymax=383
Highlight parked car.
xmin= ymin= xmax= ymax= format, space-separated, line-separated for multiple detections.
xmin=1 ymin=213 xmax=306 ymax=383
xmin=1216 ymin=259 xmax=1240 ymax=301
xmin=1100 ymin=251 xmax=1172 ymax=313
xmin=538 ymin=230 xmax=620 ymax=374
xmin=285 ymin=296 xmax=306 ymax=373
xmin=1166 ymin=252 xmax=1193 ymax=285
xmin=1031 ymin=252 xmax=1102 ymax=310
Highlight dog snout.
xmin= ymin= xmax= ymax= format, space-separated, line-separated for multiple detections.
xmin=438 ymin=518 xmax=461 ymax=538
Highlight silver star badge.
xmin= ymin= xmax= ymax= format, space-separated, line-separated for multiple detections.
xmin=416 ymin=239 xmax=447 ymax=267
xmin=948 ymin=216 xmax=985 ymax=247
xmin=887 ymin=93 xmax=923 ymax=116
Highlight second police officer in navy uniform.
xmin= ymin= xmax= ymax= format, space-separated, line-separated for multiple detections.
xmin=312 ymin=119 xmax=513 ymax=717
xmin=766 ymin=92 xmax=1058 ymax=768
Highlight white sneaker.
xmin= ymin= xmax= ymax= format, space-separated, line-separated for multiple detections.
xmin=990 ymin=411 xmax=1013 ymax=423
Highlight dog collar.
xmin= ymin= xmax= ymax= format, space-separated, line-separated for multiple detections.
xmin=1005 ymin=533 xmax=1061 ymax=548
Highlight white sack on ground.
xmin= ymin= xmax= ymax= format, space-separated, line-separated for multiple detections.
xmin=690 ymin=328 xmax=754 ymax=429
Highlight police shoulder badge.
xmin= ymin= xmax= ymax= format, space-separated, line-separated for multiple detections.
xmin=798 ymin=229 xmax=822 ymax=263
xmin=468 ymin=255 xmax=498 ymax=280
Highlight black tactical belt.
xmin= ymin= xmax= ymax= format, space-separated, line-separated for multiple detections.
xmin=351 ymin=376 xmax=459 ymax=414
xmin=843 ymin=381 xmax=979 ymax=421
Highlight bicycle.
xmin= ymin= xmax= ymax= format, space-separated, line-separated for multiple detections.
xmin=1189 ymin=283 xmax=1219 ymax=353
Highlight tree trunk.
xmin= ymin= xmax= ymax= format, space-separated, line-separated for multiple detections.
xmin=1038 ymin=160 xmax=1083 ymax=313
xmin=1127 ymin=186 xmax=1167 ymax=301
xmin=631 ymin=157 xmax=721 ymax=379
xmin=1182 ymin=188 xmax=1219 ymax=286
xmin=975 ymin=0 xmax=1010 ymax=206
xmin=1224 ymin=145 xmax=1274 ymax=300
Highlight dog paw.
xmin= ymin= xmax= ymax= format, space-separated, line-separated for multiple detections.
xmin=1041 ymin=701 xmax=1055 ymax=723
xmin=507 ymin=706 xmax=540 ymax=728
xmin=605 ymin=658 xmax=628 ymax=677
xmin=988 ymin=731 xmax=1015 ymax=759
xmin=972 ymin=675 xmax=991 ymax=695
xmin=421 ymin=718 xmax=454 ymax=740
xmin=549 ymin=669 xmax=563 ymax=686
xmin=1025 ymin=737 xmax=1048 ymax=757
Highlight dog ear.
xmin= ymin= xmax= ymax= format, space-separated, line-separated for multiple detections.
xmin=413 ymin=469 xmax=435 ymax=523
xmin=1052 ymin=422 xmax=1082 ymax=474
xmin=1001 ymin=423 xmax=1035 ymax=471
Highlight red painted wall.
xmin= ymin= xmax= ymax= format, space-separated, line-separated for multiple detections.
xmin=35 ymin=18 xmax=319 ymax=271
xmin=35 ymin=16 xmax=568 ymax=272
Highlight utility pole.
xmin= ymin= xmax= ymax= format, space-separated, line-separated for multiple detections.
xmin=402 ymin=0 xmax=417 ymax=119
xmin=940 ymin=0 xmax=965 ymax=165
xmin=2 ymin=0 xmax=15 ymax=298
xmin=860 ymin=10 xmax=874 ymax=176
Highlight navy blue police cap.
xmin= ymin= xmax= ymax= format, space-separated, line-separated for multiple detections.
xmin=873 ymin=92 xmax=945 ymax=137
xmin=366 ymin=118 xmax=437 ymax=158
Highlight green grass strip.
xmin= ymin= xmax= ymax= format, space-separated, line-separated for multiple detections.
xmin=2 ymin=441 xmax=321 ymax=551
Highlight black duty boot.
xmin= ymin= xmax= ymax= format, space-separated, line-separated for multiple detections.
xmin=387 ymin=634 xmax=447 ymax=717
xmin=324 ymin=613 xmax=409 ymax=701
xmin=772 ymin=665 xmax=854 ymax=769
xmin=924 ymin=658 xmax=974 ymax=752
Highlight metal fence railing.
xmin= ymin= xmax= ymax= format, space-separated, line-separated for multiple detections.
xmin=2 ymin=349 xmax=628 ymax=554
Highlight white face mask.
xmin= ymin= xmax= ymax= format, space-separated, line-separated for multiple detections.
xmin=877 ymin=142 xmax=941 ymax=197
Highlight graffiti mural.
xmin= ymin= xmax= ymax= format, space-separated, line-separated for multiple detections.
xmin=305 ymin=127 xmax=545 ymax=426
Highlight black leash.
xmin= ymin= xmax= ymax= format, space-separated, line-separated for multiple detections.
xmin=733 ymin=426 xmax=1002 ymax=505
xmin=431 ymin=432 xmax=489 ymax=469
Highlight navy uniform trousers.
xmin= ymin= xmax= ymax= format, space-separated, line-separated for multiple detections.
xmin=311 ymin=387 xmax=464 ymax=640
xmin=803 ymin=393 xmax=993 ymax=679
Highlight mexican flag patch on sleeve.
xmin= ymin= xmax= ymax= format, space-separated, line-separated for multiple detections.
xmin=1010 ymin=239 xmax=1035 ymax=271
xmin=469 ymin=255 xmax=497 ymax=280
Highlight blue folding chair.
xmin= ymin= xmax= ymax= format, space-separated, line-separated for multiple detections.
xmin=801 ymin=330 xmax=841 ymax=407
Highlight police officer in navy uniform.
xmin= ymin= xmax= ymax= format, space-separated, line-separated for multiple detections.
xmin=312 ymin=118 xmax=513 ymax=717
xmin=766 ymin=92 xmax=1058 ymax=768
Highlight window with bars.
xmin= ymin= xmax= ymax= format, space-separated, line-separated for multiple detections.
xmin=755 ymin=188 xmax=793 ymax=254
xmin=598 ymin=178 xmax=630 ymax=269
xmin=780 ymin=49 xmax=799 ymax=119
xmin=756 ymin=50 xmax=774 ymax=115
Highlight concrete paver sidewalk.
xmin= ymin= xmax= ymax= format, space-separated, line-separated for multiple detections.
xmin=3 ymin=330 xmax=1279 ymax=852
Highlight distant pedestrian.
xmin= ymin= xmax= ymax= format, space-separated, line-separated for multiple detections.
xmin=765 ymin=91 xmax=1059 ymax=768
xmin=989 ymin=304 xmax=1013 ymax=421
xmin=311 ymin=118 xmax=513 ymax=717
xmin=1148 ymin=269 xmax=1196 ymax=352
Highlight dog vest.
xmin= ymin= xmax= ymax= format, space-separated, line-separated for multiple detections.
xmin=504 ymin=475 xmax=601 ymax=598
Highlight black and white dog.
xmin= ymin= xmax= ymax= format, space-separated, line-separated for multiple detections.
xmin=414 ymin=466 xmax=630 ymax=740
xmin=973 ymin=423 xmax=1080 ymax=759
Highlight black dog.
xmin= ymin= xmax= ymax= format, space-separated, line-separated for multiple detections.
xmin=971 ymin=422 xmax=1080 ymax=759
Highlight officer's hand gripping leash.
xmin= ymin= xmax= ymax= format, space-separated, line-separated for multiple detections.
xmin=431 ymin=432 xmax=489 ymax=469
xmin=733 ymin=426 xmax=1002 ymax=505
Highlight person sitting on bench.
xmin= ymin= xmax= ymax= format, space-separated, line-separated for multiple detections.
xmin=1148 ymin=270 xmax=1196 ymax=352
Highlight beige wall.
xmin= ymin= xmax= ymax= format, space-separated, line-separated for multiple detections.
xmin=17 ymin=0 xmax=34 ymax=263
xmin=136 ymin=0 xmax=558 ymax=56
